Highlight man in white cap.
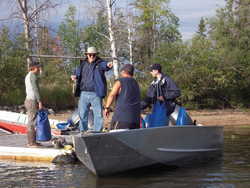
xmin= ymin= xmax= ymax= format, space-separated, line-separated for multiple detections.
xmin=71 ymin=47 xmax=113 ymax=133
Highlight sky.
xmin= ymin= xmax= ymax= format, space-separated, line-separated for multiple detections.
xmin=169 ymin=0 xmax=225 ymax=40
xmin=53 ymin=0 xmax=226 ymax=40
xmin=0 ymin=0 xmax=225 ymax=40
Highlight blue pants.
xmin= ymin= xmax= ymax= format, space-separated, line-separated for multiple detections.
xmin=78 ymin=91 xmax=103 ymax=132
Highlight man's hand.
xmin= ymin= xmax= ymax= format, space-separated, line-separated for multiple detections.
xmin=38 ymin=102 xmax=43 ymax=110
xmin=104 ymin=108 xmax=110 ymax=118
xmin=107 ymin=62 xmax=113 ymax=68
xmin=157 ymin=96 xmax=165 ymax=101
xmin=71 ymin=75 xmax=77 ymax=81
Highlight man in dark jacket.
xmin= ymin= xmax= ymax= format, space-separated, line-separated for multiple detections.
xmin=142 ymin=63 xmax=181 ymax=116
xmin=71 ymin=47 xmax=113 ymax=133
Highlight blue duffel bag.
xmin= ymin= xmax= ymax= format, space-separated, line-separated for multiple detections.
xmin=36 ymin=110 xmax=52 ymax=141
xmin=145 ymin=101 xmax=169 ymax=128
xmin=176 ymin=106 xmax=194 ymax=126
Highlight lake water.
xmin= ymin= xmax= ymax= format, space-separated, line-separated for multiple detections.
xmin=1 ymin=127 xmax=250 ymax=188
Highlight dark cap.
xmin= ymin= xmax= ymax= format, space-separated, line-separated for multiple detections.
xmin=149 ymin=63 xmax=162 ymax=72
xmin=29 ymin=61 xmax=41 ymax=68
xmin=120 ymin=64 xmax=134 ymax=76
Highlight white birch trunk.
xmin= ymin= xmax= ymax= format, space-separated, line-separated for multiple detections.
xmin=106 ymin=0 xmax=119 ymax=79
xmin=34 ymin=0 xmax=39 ymax=55
xmin=18 ymin=0 xmax=31 ymax=66
xmin=16 ymin=0 xmax=59 ymax=67
xmin=128 ymin=27 xmax=133 ymax=64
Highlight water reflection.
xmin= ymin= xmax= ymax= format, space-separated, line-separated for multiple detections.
xmin=1 ymin=127 xmax=250 ymax=188
xmin=0 ymin=161 xmax=96 ymax=188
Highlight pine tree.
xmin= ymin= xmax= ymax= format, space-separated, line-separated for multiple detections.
xmin=197 ymin=17 xmax=207 ymax=37
xmin=133 ymin=0 xmax=180 ymax=65
xmin=58 ymin=5 xmax=81 ymax=57
xmin=208 ymin=0 xmax=250 ymax=107
xmin=58 ymin=5 xmax=81 ymax=71
xmin=81 ymin=10 xmax=109 ymax=55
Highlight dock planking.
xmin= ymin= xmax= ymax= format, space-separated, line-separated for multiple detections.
xmin=0 ymin=134 xmax=76 ymax=163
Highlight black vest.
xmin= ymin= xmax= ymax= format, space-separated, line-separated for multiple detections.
xmin=112 ymin=77 xmax=141 ymax=124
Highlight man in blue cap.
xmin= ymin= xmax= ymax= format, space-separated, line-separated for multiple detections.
xmin=141 ymin=63 xmax=181 ymax=126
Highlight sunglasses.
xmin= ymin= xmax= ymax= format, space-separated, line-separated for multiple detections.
xmin=87 ymin=53 xmax=96 ymax=57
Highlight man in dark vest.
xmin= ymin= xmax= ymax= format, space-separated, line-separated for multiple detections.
xmin=104 ymin=64 xmax=141 ymax=129
xmin=71 ymin=47 xmax=113 ymax=133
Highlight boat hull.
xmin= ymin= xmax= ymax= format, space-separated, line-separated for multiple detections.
xmin=0 ymin=110 xmax=63 ymax=135
xmin=74 ymin=126 xmax=223 ymax=176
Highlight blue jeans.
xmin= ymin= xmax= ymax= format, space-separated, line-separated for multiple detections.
xmin=78 ymin=91 xmax=103 ymax=132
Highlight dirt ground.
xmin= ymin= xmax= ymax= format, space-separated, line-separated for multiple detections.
xmin=49 ymin=109 xmax=250 ymax=128
xmin=189 ymin=110 xmax=250 ymax=127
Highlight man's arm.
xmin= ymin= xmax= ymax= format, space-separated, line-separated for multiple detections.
xmin=71 ymin=66 xmax=81 ymax=81
xmin=99 ymin=61 xmax=113 ymax=71
xmin=31 ymin=74 xmax=43 ymax=109
xmin=104 ymin=80 xmax=121 ymax=117
xmin=162 ymin=77 xmax=181 ymax=100
xmin=140 ymin=97 xmax=152 ymax=110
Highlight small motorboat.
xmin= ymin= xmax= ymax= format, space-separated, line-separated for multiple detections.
xmin=0 ymin=110 xmax=61 ymax=135
xmin=73 ymin=125 xmax=223 ymax=176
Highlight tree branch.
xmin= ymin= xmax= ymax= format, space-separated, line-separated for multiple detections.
xmin=95 ymin=30 xmax=110 ymax=41
xmin=17 ymin=0 xmax=26 ymax=14
xmin=111 ymin=0 xmax=117 ymax=7
xmin=29 ymin=0 xmax=59 ymax=21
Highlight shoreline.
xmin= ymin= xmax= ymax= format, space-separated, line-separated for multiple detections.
xmin=189 ymin=110 xmax=250 ymax=127
xmin=48 ymin=109 xmax=250 ymax=128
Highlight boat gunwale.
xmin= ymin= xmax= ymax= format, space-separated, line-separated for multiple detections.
xmin=77 ymin=125 xmax=224 ymax=137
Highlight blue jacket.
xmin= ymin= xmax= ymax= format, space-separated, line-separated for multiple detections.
xmin=74 ymin=58 xmax=111 ymax=98
xmin=141 ymin=74 xmax=181 ymax=115
xmin=147 ymin=74 xmax=181 ymax=101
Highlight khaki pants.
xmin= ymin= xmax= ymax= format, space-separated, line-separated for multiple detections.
xmin=24 ymin=99 xmax=38 ymax=145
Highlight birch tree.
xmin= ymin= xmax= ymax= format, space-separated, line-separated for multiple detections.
xmin=126 ymin=9 xmax=135 ymax=65
xmin=106 ymin=0 xmax=119 ymax=78
xmin=16 ymin=0 xmax=31 ymax=65
xmin=128 ymin=22 xmax=134 ymax=64
xmin=14 ymin=0 xmax=59 ymax=67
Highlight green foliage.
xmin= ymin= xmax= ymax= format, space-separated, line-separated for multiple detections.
xmin=0 ymin=27 xmax=27 ymax=106
xmin=150 ymin=0 xmax=250 ymax=109
xmin=206 ymin=0 xmax=250 ymax=108
xmin=133 ymin=0 xmax=181 ymax=65
xmin=81 ymin=10 xmax=109 ymax=55
xmin=197 ymin=17 xmax=207 ymax=37
xmin=58 ymin=5 xmax=81 ymax=71
xmin=1 ymin=0 xmax=250 ymax=110
xmin=41 ymin=85 xmax=76 ymax=110
xmin=0 ymin=25 xmax=75 ymax=109
xmin=39 ymin=57 xmax=76 ymax=110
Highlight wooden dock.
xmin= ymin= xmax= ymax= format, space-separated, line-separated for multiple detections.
xmin=0 ymin=131 xmax=76 ymax=163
